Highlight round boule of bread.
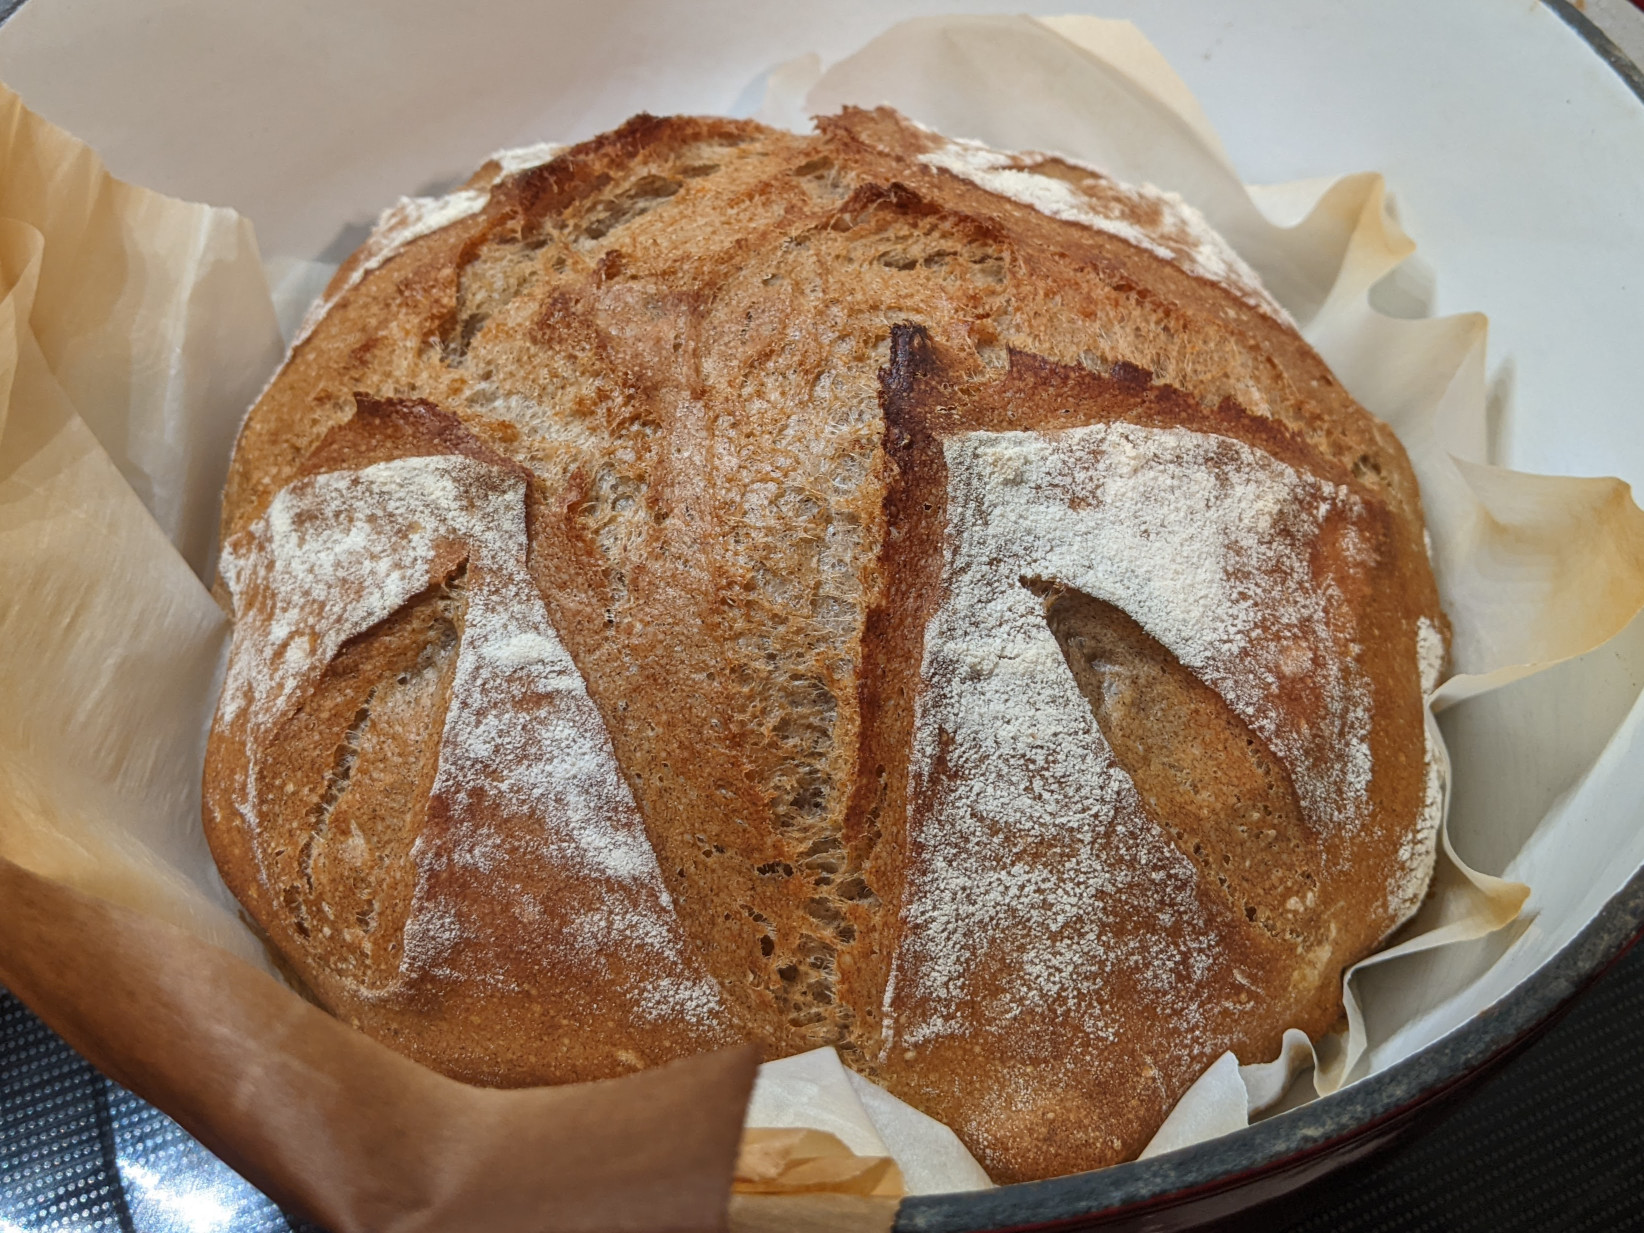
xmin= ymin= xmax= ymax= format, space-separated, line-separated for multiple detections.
xmin=204 ymin=107 xmax=1448 ymax=1183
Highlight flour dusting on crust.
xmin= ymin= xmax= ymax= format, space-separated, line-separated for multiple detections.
xmin=1416 ymin=615 xmax=1446 ymax=697
xmin=919 ymin=136 xmax=1290 ymax=325
xmin=285 ymin=141 xmax=564 ymax=355
xmin=287 ymin=190 xmax=489 ymax=353
xmin=218 ymin=454 xmax=725 ymax=1025
xmin=885 ymin=422 xmax=1378 ymax=1049
xmin=1390 ymin=615 xmax=1451 ymax=924
xmin=1388 ymin=709 xmax=1446 ymax=927
xmin=488 ymin=141 xmax=565 ymax=177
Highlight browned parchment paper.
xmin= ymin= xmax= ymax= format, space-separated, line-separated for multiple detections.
xmin=0 ymin=82 xmax=755 ymax=1233
xmin=735 ymin=1129 xmax=903 ymax=1196
xmin=0 ymin=857 xmax=757 ymax=1233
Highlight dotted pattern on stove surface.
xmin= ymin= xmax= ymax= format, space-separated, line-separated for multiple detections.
xmin=0 ymin=994 xmax=131 ymax=1231
xmin=0 ymin=993 xmax=318 ymax=1233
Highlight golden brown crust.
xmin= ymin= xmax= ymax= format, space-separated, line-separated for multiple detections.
xmin=209 ymin=108 xmax=1445 ymax=1182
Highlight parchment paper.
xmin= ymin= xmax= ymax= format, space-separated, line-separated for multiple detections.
xmin=744 ymin=1048 xmax=990 ymax=1195
xmin=2 ymin=11 xmax=1644 ymax=1227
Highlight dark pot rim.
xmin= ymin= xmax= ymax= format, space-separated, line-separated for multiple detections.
xmin=896 ymin=8 xmax=1644 ymax=1228
xmin=1548 ymin=0 xmax=1644 ymax=106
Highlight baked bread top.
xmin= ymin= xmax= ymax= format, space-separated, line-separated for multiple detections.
xmin=205 ymin=108 xmax=1447 ymax=1182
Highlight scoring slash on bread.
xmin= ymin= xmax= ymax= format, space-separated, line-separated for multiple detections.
xmin=204 ymin=108 xmax=1448 ymax=1183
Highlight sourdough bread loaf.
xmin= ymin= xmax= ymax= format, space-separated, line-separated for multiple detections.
xmin=205 ymin=108 xmax=1447 ymax=1182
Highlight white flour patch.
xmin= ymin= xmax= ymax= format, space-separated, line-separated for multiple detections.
xmin=219 ymin=454 xmax=725 ymax=1025
xmin=884 ymin=422 xmax=1378 ymax=1052
xmin=919 ymin=136 xmax=1290 ymax=325
xmin=488 ymin=141 xmax=566 ymax=177
xmin=1391 ymin=616 xmax=1450 ymax=923
xmin=1389 ymin=709 xmax=1446 ymax=926
xmin=272 ymin=139 xmax=564 ymax=378
xmin=286 ymin=189 xmax=490 ymax=353
xmin=1416 ymin=615 xmax=1446 ymax=697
